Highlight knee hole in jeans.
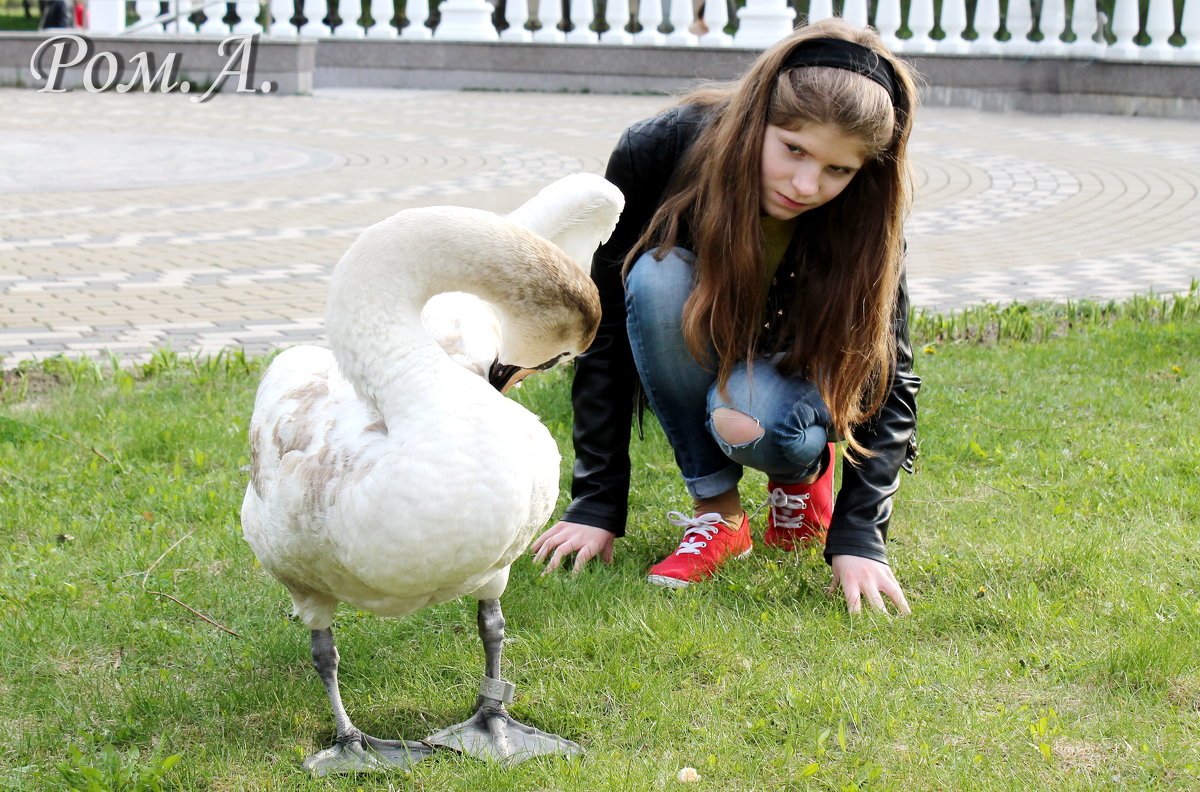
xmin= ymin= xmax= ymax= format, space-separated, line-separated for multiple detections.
xmin=711 ymin=407 xmax=764 ymax=447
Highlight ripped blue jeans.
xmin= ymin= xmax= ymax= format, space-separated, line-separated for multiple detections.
xmin=625 ymin=247 xmax=833 ymax=500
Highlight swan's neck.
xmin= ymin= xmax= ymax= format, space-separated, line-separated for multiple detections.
xmin=323 ymin=207 xmax=584 ymax=422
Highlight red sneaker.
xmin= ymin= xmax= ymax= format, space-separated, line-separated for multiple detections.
xmin=646 ymin=511 xmax=752 ymax=588
xmin=763 ymin=443 xmax=835 ymax=550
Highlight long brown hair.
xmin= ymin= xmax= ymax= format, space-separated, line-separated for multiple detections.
xmin=626 ymin=19 xmax=917 ymax=459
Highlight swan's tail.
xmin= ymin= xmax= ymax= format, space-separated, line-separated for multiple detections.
xmin=505 ymin=173 xmax=625 ymax=272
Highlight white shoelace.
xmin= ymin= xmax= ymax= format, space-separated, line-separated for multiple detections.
xmin=766 ymin=488 xmax=810 ymax=531
xmin=666 ymin=511 xmax=727 ymax=556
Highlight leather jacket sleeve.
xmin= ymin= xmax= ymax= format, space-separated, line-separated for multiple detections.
xmin=560 ymin=105 xmax=706 ymax=537
xmin=824 ymin=272 xmax=921 ymax=566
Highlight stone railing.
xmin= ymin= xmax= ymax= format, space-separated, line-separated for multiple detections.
xmin=85 ymin=0 xmax=1199 ymax=63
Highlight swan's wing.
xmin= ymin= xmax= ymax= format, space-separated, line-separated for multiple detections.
xmin=420 ymin=292 xmax=501 ymax=380
xmin=505 ymin=173 xmax=625 ymax=272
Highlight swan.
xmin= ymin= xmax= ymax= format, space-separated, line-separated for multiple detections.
xmin=240 ymin=174 xmax=622 ymax=775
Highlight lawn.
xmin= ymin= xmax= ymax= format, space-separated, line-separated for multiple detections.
xmin=0 ymin=294 xmax=1197 ymax=791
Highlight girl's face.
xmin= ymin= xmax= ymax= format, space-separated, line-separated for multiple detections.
xmin=760 ymin=123 xmax=867 ymax=221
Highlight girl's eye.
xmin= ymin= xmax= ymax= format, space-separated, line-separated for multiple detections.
xmin=786 ymin=144 xmax=805 ymax=156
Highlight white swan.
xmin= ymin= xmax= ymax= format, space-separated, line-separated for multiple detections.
xmin=240 ymin=175 xmax=621 ymax=775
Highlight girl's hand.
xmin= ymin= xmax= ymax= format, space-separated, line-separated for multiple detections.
xmin=828 ymin=554 xmax=911 ymax=615
xmin=531 ymin=521 xmax=615 ymax=575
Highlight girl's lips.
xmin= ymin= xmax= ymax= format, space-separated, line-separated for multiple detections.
xmin=777 ymin=192 xmax=809 ymax=210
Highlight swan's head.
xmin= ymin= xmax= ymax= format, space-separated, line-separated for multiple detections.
xmin=487 ymin=248 xmax=600 ymax=390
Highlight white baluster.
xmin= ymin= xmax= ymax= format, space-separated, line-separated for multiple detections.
xmin=1034 ymin=0 xmax=1065 ymax=53
xmin=499 ymin=0 xmax=532 ymax=38
xmin=937 ymin=0 xmax=969 ymax=52
xmin=197 ymin=0 xmax=228 ymax=32
xmin=598 ymin=0 xmax=631 ymax=42
xmin=436 ymin=0 xmax=500 ymax=38
xmin=365 ymin=0 xmax=397 ymax=35
xmin=1066 ymin=0 xmax=1101 ymax=54
xmin=733 ymin=0 xmax=793 ymax=49
xmin=134 ymin=0 xmax=163 ymax=31
xmin=565 ymin=0 xmax=596 ymax=40
xmin=310 ymin=0 xmax=336 ymax=34
xmin=88 ymin=0 xmax=126 ymax=32
xmin=232 ymin=0 xmax=262 ymax=31
xmin=1143 ymin=0 xmax=1178 ymax=58
xmin=525 ymin=0 xmax=561 ymax=40
xmin=664 ymin=0 xmax=694 ymax=43
xmin=969 ymin=0 xmax=1001 ymax=53
xmin=1179 ymin=0 xmax=1200 ymax=60
xmin=1108 ymin=0 xmax=1142 ymax=57
xmin=1003 ymin=0 xmax=1035 ymax=53
xmin=841 ymin=0 xmax=868 ymax=27
xmin=905 ymin=0 xmax=936 ymax=51
xmin=806 ymin=0 xmax=832 ymax=24
xmin=873 ymin=0 xmax=903 ymax=50
xmin=698 ymin=0 xmax=733 ymax=45
xmin=333 ymin=0 xmax=364 ymax=34
xmin=631 ymin=0 xmax=664 ymax=44
xmin=402 ymin=0 xmax=432 ymax=36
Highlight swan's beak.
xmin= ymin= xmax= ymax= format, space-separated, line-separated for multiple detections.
xmin=488 ymin=360 xmax=523 ymax=393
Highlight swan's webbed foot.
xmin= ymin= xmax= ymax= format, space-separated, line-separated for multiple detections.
xmin=302 ymin=730 xmax=435 ymax=777
xmin=424 ymin=677 xmax=582 ymax=763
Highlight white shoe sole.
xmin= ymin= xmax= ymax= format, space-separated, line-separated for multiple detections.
xmin=646 ymin=548 xmax=752 ymax=589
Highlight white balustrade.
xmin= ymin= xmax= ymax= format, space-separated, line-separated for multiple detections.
xmin=366 ymin=0 xmax=398 ymax=35
xmin=133 ymin=0 xmax=164 ymax=32
xmin=697 ymin=0 xmax=733 ymax=46
xmin=89 ymin=0 xmax=126 ymax=32
xmin=1003 ymin=0 xmax=1035 ymax=54
xmin=402 ymin=0 xmax=433 ymax=37
xmin=333 ymin=0 xmax=365 ymax=34
xmin=232 ymin=0 xmax=262 ymax=32
xmin=1182 ymin=0 xmax=1200 ymax=59
xmin=873 ymin=0 xmax=902 ymax=49
xmin=806 ymin=0 xmax=833 ymax=25
xmin=903 ymin=0 xmax=936 ymax=52
xmin=197 ymin=0 xmax=228 ymax=32
xmin=566 ymin=0 xmax=598 ymax=41
xmin=631 ymin=0 xmax=664 ymax=44
xmin=1038 ymin=0 xmax=1066 ymax=54
xmin=664 ymin=0 xmax=695 ymax=44
xmin=971 ymin=0 xmax=1002 ymax=53
xmin=499 ymin=0 xmax=533 ymax=40
xmin=1068 ymin=0 xmax=1102 ymax=54
xmin=527 ymin=0 xmax=561 ymax=41
xmin=939 ymin=0 xmax=970 ymax=53
xmin=840 ymin=0 xmax=868 ymax=28
xmin=1144 ymin=0 xmax=1179 ymax=58
xmin=734 ymin=0 xmax=794 ymax=48
xmin=104 ymin=0 xmax=1197 ymax=65
xmin=598 ymin=0 xmax=633 ymax=43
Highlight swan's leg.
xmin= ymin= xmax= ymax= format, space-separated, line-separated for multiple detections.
xmin=301 ymin=627 xmax=435 ymax=777
xmin=424 ymin=599 xmax=583 ymax=763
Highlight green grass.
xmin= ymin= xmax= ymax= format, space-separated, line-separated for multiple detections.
xmin=0 ymin=297 xmax=1198 ymax=791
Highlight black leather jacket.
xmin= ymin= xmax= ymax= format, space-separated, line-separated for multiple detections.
xmin=560 ymin=103 xmax=920 ymax=566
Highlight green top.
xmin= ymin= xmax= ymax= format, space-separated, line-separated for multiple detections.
xmin=761 ymin=215 xmax=797 ymax=288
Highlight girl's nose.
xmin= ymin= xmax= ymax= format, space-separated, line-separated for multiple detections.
xmin=791 ymin=164 xmax=820 ymax=199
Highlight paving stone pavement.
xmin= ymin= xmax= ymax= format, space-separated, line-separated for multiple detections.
xmin=0 ymin=87 xmax=1197 ymax=367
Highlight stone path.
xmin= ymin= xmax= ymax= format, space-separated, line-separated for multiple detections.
xmin=0 ymin=87 xmax=1197 ymax=366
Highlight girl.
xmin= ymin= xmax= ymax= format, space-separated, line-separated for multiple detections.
xmin=532 ymin=19 xmax=920 ymax=614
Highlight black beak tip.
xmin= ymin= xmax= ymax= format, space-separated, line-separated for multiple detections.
xmin=488 ymin=360 xmax=521 ymax=392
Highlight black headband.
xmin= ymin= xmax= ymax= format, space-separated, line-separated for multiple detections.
xmin=780 ymin=37 xmax=898 ymax=104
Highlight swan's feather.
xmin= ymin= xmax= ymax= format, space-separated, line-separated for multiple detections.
xmin=241 ymin=344 xmax=559 ymax=630
xmin=505 ymin=173 xmax=624 ymax=272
